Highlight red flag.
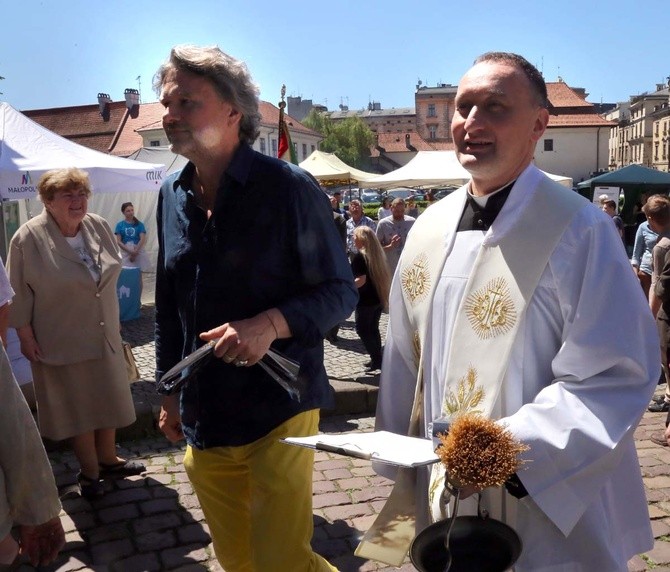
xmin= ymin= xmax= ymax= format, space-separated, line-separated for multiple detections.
xmin=278 ymin=85 xmax=298 ymax=164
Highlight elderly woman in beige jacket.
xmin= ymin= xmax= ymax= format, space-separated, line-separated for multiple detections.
xmin=7 ymin=168 xmax=144 ymax=500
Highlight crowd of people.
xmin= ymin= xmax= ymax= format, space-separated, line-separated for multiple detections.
xmin=4 ymin=43 xmax=669 ymax=572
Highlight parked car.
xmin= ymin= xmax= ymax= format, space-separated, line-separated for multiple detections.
xmin=361 ymin=193 xmax=381 ymax=204
xmin=357 ymin=188 xmax=381 ymax=204
xmin=385 ymin=187 xmax=418 ymax=200
xmin=433 ymin=186 xmax=460 ymax=200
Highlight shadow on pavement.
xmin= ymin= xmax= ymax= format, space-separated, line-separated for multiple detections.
xmin=41 ymin=445 xmax=214 ymax=571
xmin=313 ymin=515 xmax=371 ymax=572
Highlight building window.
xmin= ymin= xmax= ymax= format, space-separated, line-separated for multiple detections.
xmin=427 ymin=104 xmax=436 ymax=118
xmin=302 ymin=143 xmax=307 ymax=159
xmin=150 ymin=140 xmax=160 ymax=147
xmin=544 ymin=139 xmax=554 ymax=152
xmin=428 ymin=125 xmax=437 ymax=139
xmin=311 ymin=145 xmax=316 ymax=153
xmin=271 ymin=138 xmax=277 ymax=156
xmin=259 ymin=138 xmax=266 ymax=155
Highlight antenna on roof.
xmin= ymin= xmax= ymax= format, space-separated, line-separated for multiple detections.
xmin=136 ymin=75 xmax=142 ymax=103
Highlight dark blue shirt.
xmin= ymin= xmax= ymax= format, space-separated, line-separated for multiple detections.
xmin=155 ymin=144 xmax=358 ymax=449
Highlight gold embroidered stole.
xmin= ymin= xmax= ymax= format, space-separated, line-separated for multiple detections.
xmin=356 ymin=168 xmax=584 ymax=566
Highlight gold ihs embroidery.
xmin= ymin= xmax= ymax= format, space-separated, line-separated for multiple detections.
xmin=401 ymin=253 xmax=430 ymax=304
xmin=464 ymin=277 xmax=516 ymax=339
xmin=443 ymin=366 xmax=484 ymax=416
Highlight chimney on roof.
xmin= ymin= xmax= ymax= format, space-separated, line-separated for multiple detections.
xmin=405 ymin=133 xmax=416 ymax=152
xmin=97 ymin=93 xmax=112 ymax=121
xmin=124 ymin=88 xmax=140 ymax=110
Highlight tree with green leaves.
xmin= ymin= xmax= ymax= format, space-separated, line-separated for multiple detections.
xmin=302 ymin=110 xmax=375 ymax=170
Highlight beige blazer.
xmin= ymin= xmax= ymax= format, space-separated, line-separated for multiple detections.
xmin=7 ymin=210 xmax=123 ymax=366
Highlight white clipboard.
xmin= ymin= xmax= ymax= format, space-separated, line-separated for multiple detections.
xmin=282 ymin=431 xmax=439 ymax=468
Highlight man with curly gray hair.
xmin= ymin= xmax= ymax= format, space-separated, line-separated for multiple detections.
xmin=153 ymin=45 xmax=355 ymax=571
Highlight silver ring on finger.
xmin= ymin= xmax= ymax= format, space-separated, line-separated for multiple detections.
xmin=234 ymin=359 xmax=248 ymax=367
xmin=223 ymin=355 xmax=235 ymax=363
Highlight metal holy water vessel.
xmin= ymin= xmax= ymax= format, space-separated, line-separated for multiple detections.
xmin=409 ymin=484 xmax=522 ymax=572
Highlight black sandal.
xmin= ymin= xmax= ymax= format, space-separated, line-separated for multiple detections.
xmin=78 ymin=472 xmax=104 ymax=500
xmin=99 ymin=459 xmax=146 ymax=478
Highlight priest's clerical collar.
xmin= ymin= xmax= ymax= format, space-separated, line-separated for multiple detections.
xmin=457 ymin=180 xmax=516 ymax=232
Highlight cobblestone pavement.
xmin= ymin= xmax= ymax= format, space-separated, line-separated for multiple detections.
xmin=19 ymin=294 xmax=670 ymax=571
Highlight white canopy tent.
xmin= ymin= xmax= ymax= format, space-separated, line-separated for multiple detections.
xmin=0 ymin=102 xmax=166 ymax=262
xmin=127 ymin=146 xmax=188 ymax=176
xmin=299 ymin=150 xmax=377 ymax=183
xmin=366 ymin=150 xmax=573 ymax=189
xmin=0 ymin=102 xmax=165 ymax=199
xmin=367 ymin=151 xmax=471 ymax=189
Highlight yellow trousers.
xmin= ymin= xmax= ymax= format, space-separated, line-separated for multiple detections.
xmin=184 ymin=409 xmax=339 ymax=572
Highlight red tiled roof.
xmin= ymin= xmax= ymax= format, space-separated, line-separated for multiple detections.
xmin=139 ymin=101 xmax=319 ymax=135
xmin=258 ymin=101 xmax=320 ymax=136
xmin=109 ymin=102 xmax=166 ymax=156
xmin=25 ymin=99 xmax=320 ymax=157
xmin=373 ymin=132 xmax=455 ymax=155
xmin=24 ymin=102 xmax=128 ymax=154
xmin=548 ymin=113 xmax=615 ymax=127
xmin=547 ymin=82 xmax=592 ymax=109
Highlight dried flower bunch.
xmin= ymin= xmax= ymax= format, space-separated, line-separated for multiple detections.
xmin=436 ymin=413 xmax=529 ymax=489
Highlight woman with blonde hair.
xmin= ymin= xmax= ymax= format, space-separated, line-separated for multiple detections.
xmin=352 ymin=226 xmax=391 ymax=371
xmin=7 ymin=168 xmax=144 ymax=500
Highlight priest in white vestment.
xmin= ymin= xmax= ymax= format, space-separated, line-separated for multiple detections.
xmin=373 ymin=53 xmax=658 ymax=571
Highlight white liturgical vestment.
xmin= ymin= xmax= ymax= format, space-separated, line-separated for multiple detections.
xmin=375 ymin=165 xmax=658 ymax=571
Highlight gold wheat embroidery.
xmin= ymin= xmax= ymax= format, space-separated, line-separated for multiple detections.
xmin=443 ymin=366 xmax=485 ymax=416
xmin=412 ymin=330 xmax=421 ymax=367
xmin=401 ymin=253 xmax=430 ymax=304
xmin=428 ymin=465 xmax=445 ymax=509
xmin=464 ymin=277 xmax=516 ymax=340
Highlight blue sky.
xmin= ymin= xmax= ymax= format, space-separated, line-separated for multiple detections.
xmin=1 ymin=0 xmax=668 ymax=114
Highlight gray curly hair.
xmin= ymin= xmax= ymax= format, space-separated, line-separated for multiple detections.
xmin=153 ymin=44 xmax=261 ymax=145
